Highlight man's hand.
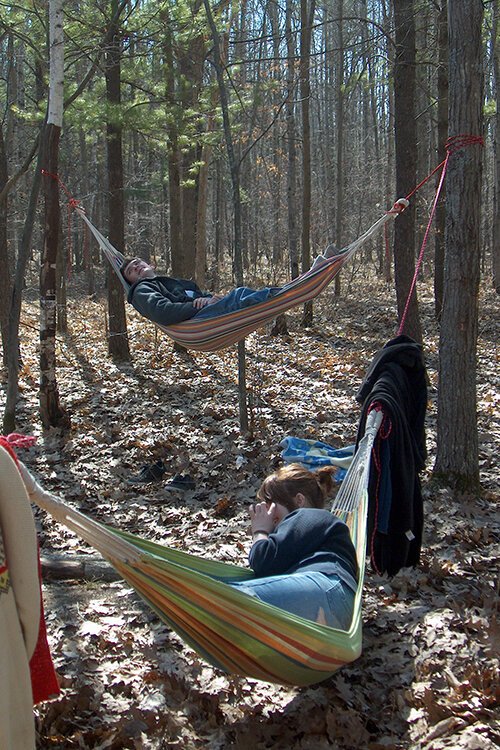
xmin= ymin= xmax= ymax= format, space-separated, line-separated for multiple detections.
xmin=192 ymin=297 xmax=211 ymax=309
xmin=206 ymin=294 xmax=223 ymax=306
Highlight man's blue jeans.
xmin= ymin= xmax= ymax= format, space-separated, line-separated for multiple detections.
xmin=193 ymin=286 xmax=282 ymax=320
xmin=228 ymin=571 xmax=355 ymax=630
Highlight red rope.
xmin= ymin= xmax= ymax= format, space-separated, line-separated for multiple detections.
xmin=3 ymin=432 xmax=37 ymax=449
xmin=397 ymin=134 xmax=484 ymax=336
xmin=41 ymin=134 xmax=483 ymax=311
xmin=0 ymin=433 xmax=37 ymax=466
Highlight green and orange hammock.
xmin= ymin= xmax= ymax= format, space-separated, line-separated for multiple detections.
xmin=21 ymin=410 xmax=382 ymax=687
xmin=74 ymin=201 xmax=408 ymax=352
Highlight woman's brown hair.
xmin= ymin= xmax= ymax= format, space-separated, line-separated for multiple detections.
xmin=256 ymin=463 xmax=337 ymax=512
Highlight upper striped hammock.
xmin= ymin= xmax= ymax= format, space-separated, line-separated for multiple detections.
xmin=75 ymin=201 xmax=408 ymax=352
xmin=21 ymin=410 xmax=382 ymax=687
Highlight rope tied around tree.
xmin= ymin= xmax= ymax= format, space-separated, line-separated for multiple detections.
xmin=397 ymin=134 xmax=484 ymax=336
xmin=41 ymin=170 xmax=82 ymax=279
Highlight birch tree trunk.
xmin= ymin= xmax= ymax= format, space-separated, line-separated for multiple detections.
xmin=179 ymin=22 xmax=205 ymax=279
xmin=163 ymin=18 xmax=183 ymax=276
xmin=434 ymin=0 xmax=484 ymax=490
xmin=39 ymin=0 xmax=70 ymax=429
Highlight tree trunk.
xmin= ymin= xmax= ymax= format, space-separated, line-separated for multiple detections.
xmin=434 ymin=0 xmax=484 ymax=490
xmin=0 ymin=126 xmax=10 ymax=368
xmin=39 ymin=0 xmax=69 ymax=430
xmin=434 ymin=0 xmax=448 ymax=318
xmin=492 ymin=1 xmax=500 ymax=294
xmin=195 ymin=141 xmax=209 ymax=287
xmin=40 ymin=131 xmax=68 ymax=430
xmin=286 ymin=0 xmax=299 ymax=281
xmin=179 ymin=27 xmax=205 ymax=280
xmin=383 ymin=0 xmax=395 ymax=282
xmin=300 ymin=0 xmax=316 ymax=326
xmin=393 ymin=0 xmax=421 ymax=343
xmin=163 ymin=19 xmax=183 ymax=277
xmin=56 ymin=218 xmax=67 ymax=333
xmin=105 ymin=0 xmax=130 ymax=361
xmin=334 ymin=0 xmax=344 ymax=297
xmin=204 ymin=0 xmax=248 ymax=434
xmin=3 ymin=149 xmax=43 ymax=433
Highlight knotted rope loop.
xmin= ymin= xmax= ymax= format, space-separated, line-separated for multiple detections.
xmin=3 ymin=433 xmax=37 ymax=448
xmin=397 ymin=134 xmax=484 ymax=336
xmin=445 ymin=134 xmax=484 ymax=155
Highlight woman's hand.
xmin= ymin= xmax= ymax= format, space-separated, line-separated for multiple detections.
xmin=249 ymin=501 xmax=276 ymax=537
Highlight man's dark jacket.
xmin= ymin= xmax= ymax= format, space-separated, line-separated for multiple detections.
xmin=127 ymin=276 xmax=211 ymax=326
xmin=356 ymin=335 xmax=428 ymax=576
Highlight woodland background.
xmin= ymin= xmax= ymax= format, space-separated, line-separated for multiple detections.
xmin=0 ymin=0 xmax=498 ymax=748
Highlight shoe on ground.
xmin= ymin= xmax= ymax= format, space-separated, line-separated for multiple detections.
xmin=164 ymin=473 xmax=195 ymax=491
xmin=127 ymin=460 xmax=166 ymax=484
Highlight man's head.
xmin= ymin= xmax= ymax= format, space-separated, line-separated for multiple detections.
xmin=120 ymin=257 xmax=157 ymax=284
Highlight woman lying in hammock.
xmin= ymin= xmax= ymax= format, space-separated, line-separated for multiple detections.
xmin=228 ymin=463 xmax=359 ymax=629
xmin=121 ymin=249 xmax=336 ymax=327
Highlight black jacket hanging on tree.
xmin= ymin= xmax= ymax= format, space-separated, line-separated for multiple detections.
xmin=356 ymin=335 xmax=428 ymax=576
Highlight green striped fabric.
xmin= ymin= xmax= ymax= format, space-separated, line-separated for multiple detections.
xmin=25 ymin=414 xmax=381 ymax=686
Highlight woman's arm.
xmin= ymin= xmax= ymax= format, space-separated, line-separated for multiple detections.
xmin=248 ymin=510 xmax=333 ymax=577
xmin=249 ymin=501 xmax=276 ymax=544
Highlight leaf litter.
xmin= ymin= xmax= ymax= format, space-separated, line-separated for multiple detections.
xmin=3 ymin=276 xmax=498 ymax=749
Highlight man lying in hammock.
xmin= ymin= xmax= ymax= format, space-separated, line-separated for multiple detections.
xmin=229 ymin=463 xmax=359 ymax=628
xmin=121 ymin=249 xmax=335 ymax=327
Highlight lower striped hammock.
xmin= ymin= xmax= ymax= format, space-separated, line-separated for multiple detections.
xmin=21 ymin=411 xmax=382 ymax=686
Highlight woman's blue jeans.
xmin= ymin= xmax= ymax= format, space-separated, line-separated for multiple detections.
xmin=228 ymin=572 xmax=355 ymax=630
xmin=193 ymin=286 xmax=281 ymax=320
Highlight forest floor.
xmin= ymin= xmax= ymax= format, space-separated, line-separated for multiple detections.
xmin=2 ymin=268 xmax=499 ymax=750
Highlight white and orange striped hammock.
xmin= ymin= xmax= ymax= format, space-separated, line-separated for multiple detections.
xmin=75 ymin=200 xmax=408 ymax=352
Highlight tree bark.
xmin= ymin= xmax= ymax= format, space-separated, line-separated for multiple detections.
xmin=195 ymin=141 xmax=209 ymax=287
xmin=393 ymin=0 xmax=422 ymax=343
xmin=434 ymin=0 xmax=448 ymax=318
xmin=41 ymin=554 xmax=121 ymax=582
xmin=492 ymin=1 xmax=500 ymax=294
xmin=204 ymin=0 xmax=248 ymax=434
xmin=334 ymin=0 xmax=344 ymax=296
xmin=39 ymin=0 xmax=69 ymax=430
xmin=286 ymin=0 xmax=299 ymax=281
xmin=300 ymin=0 xmax=316 ymax=326
xmin=163 ymin=18 xmax=183 ymax=277
xmin=434 ymin=0 xmax=484 ymax=490
xmin=3 ymin=147 xmax=44 ymax=433
xmin=179 ymin=25 xmax=205 ymax=280
xmin=105 ymin=0 xmax=130 ymax=361
xmin=0 ymin=126 xmax=10 ymax=368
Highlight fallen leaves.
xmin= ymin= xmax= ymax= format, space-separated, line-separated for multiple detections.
xmin=4 ymin=278 xmax=498 ymax=749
